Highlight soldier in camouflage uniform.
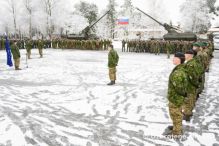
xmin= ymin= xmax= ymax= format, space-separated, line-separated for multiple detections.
xmin=91 ymin=40 xmax=96 ymax=50
xmin=26 ymin=39 xmax=32 ymax=59
xmin=122 ymin=40 xmax=126 ymax=52
xmin=151 ymin=41 xmax=155 ymax=54
xmin=1 ymin=38 xmax=5 ymax=50
xmin=11 ymin=40 xmax=21 ymax=70
xmin=126 ymin=41 xmax=130 ymax=52
xmin=192 ymin=43 xmax=205 ymax=95
xmin=107 ymin=44 xmax=119 ymax=85
xmin=166 ymin=41 xmax=171 ymax=59
xmin=198 ymin=42 xmax=208 ymax=91
xmin=202 ymin=42 xmax=211 ymax=72
xmin=103 ymin=40 xmax=107 ymax=50
xmin=37 ymin=39 xmax=44 ymax=58
xmin=183 ymin=50 xmax=202 ymax=121
xmin=100 ymin=40 xmax=104 ymax=50
xmin=167 ymin=52 xmax=188 ymax=136
xmin=182 ymin=41 xmax=188 ymax=53
xmin=52 ymin=39 xmax=57 ymax=49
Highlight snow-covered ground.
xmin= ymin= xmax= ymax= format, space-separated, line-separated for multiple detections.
xmin=0 ymin=47 xmax=218 ymax=146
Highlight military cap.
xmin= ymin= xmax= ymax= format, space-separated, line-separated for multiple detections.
xmin=175 ymin=52 xmax=185 ymax=63
xmin=193 ymin=42 xmax=200 ymax=47
xmin=185 ymin=50 xmax=194 ymax=54
xmin=203 ymin=42 xmax=208 ymax=46
xmin=175 ymin=52 xmax=185 ymax=58
xmin=199 ymin=42 xmax=205 ymax=47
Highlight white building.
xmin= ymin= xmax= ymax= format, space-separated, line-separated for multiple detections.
xmin=114 ymin=25 xmax=167 ymax=40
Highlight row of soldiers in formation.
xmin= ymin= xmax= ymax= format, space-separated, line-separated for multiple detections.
xmin=4 ymin=38 xmax=112 ymax=70
xmin=122 ymin=40 xmax=214 ymax=58
xmin=0 ymin=38 xmax=112 ymax=51
xmin=0 ymin=38 xmax=52 ymax=50
xmin=166 ymin=41 xmax=213 ymax=137
xmin=8 ymin=39 xmax=45 ymax=70
xmin=52 ymin=39 xmax=112 ymax=50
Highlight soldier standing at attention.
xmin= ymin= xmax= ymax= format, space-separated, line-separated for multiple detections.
xmin=107 ymin=45 xmax=119 ymax=85
xmin=26 ymin=39 xmax=32 ymax=59
xmin=166 ymin=52 xmax=188 ymax=136
xmin=183 ymin=50 xmax=202 ymax=121
xmin=37 ymin=39 xmax=44 ymax=58
xmin=166 ymin=41 xmax=171 ymax=59
xmin=193 ymin=42 xmax=206 ymax=94
xmin=126 ymin=40 xmax=130 ymax=52
xmin=11 ymin=40 xmax=21 ymax=70
xmin=122 ymin=40 xmax=126 ymax=52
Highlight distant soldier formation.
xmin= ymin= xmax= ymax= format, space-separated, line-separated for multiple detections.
xmin=122 ymin=40 xmax=214 ymax=59
xmin=51 ymin=39 xmax=112 ymax=50
xmin=0 ymin=38 xmax=112 ymax=51
xmin=0 ymin=37 xmax=113 ymax=70
xmin=0 ymin=37 xmax=52 ymax=70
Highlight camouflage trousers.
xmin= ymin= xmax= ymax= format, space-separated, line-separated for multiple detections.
xmin=122 ymin=46 xmax=125 ymax=52
xmin=27 ymin=50 xmax=31 ymax=59
xmin=155 ymin=47 xmax=160 ymax=55
xmin=167 ymin=50 xmax=170 ymax=59
xmin=14 ymin=58 xmax=20 ymax=69
xmin=182 ymin=87 xmax=197 ymax=116
xmin=198 ymin=74 xmax=205 ymax=94
xmin=38 ymin=48 xmax=43 ymax=58
xmin=126 ymin=46 xmax=130 ymax=52
xmin=169 ymin=102 xmax=183 ymax=135
xmin=109 ymin=67 xmax=116 ymax=81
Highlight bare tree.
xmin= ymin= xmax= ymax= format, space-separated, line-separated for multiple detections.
xmin=7 ymin=0 xmax=17 ymax=37
xmin=42 ymin=0 xmax=57 ymax=38
xmin=24 ymin=0 xmax=33 ymax=39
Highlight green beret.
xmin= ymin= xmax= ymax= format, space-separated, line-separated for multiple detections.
xmin=193 ymin=42 xmax=200 ymax=47
xmin=198 ymin=42 xmax=203 ymax=47
xmin=199 ymin=42 xmax=208 ymax=47
xmin=203 ymin=42 xmax=208 ymax=46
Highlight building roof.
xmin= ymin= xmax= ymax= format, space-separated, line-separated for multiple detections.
xmin=208 ymin=27 xmax=219 ymax=32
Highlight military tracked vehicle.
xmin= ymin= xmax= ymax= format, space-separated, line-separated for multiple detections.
xmin=64 ymin=9 xmax=111 ymax=40
xmin=136 ymin=8 xmax=197 ymax=41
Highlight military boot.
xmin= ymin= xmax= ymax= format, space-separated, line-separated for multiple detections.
xmin=107 ymin=81 xmax=114 ymax=85
xmin=15 ymin=67 xmax=22 ymax=70
xmin=167 ymin=125 xmax=173 ymax=130
xmin=183 ymin=114 xmax=192 ymax=122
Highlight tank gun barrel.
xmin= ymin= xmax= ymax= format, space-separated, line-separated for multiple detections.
xmin=89 ymin=9 xmax=111 ymax=29
xmin=135 ymin=7 xmax=164 ymax=27
xmin=81 ymin=9 xmax=111 ymax=35
xmin=135 ymin=7 xmax=178 ymax=33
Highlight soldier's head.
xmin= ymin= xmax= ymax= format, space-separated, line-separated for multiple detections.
xmin=192 ymin=42 xmax=200 ymax=52
xmin=13 ymin=40 xmax=17 ymax=44
xmin=108 ymin=44 xmax=113 ymax=51
xmin=202 ymin=42 xmax=208 ymax=49
xmin=185 ymin=50 xmax=194 ymax=61
xmin=173 ymin=52 xmax=185 ymax=65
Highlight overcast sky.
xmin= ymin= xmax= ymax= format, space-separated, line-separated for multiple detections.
xmin=72 ymin=0 xmax=186 ymax=24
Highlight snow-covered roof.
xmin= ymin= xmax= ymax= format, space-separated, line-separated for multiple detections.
xmin=208 ymin=27 xmax=219 ymax=32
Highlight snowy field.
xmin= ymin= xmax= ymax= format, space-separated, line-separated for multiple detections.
xmin=0 ymin=47 xmax=219 ymax=146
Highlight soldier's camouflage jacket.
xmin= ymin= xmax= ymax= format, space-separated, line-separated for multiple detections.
xmin=108 ymin=49 xmax=119 ymax=68
xmin=11 ymin=43 xmax=21 ymax=60
xmin=167 ymin=64 xmax=188 ymax=107
xmin=184 ymin=58 xmax=203 ymax=93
